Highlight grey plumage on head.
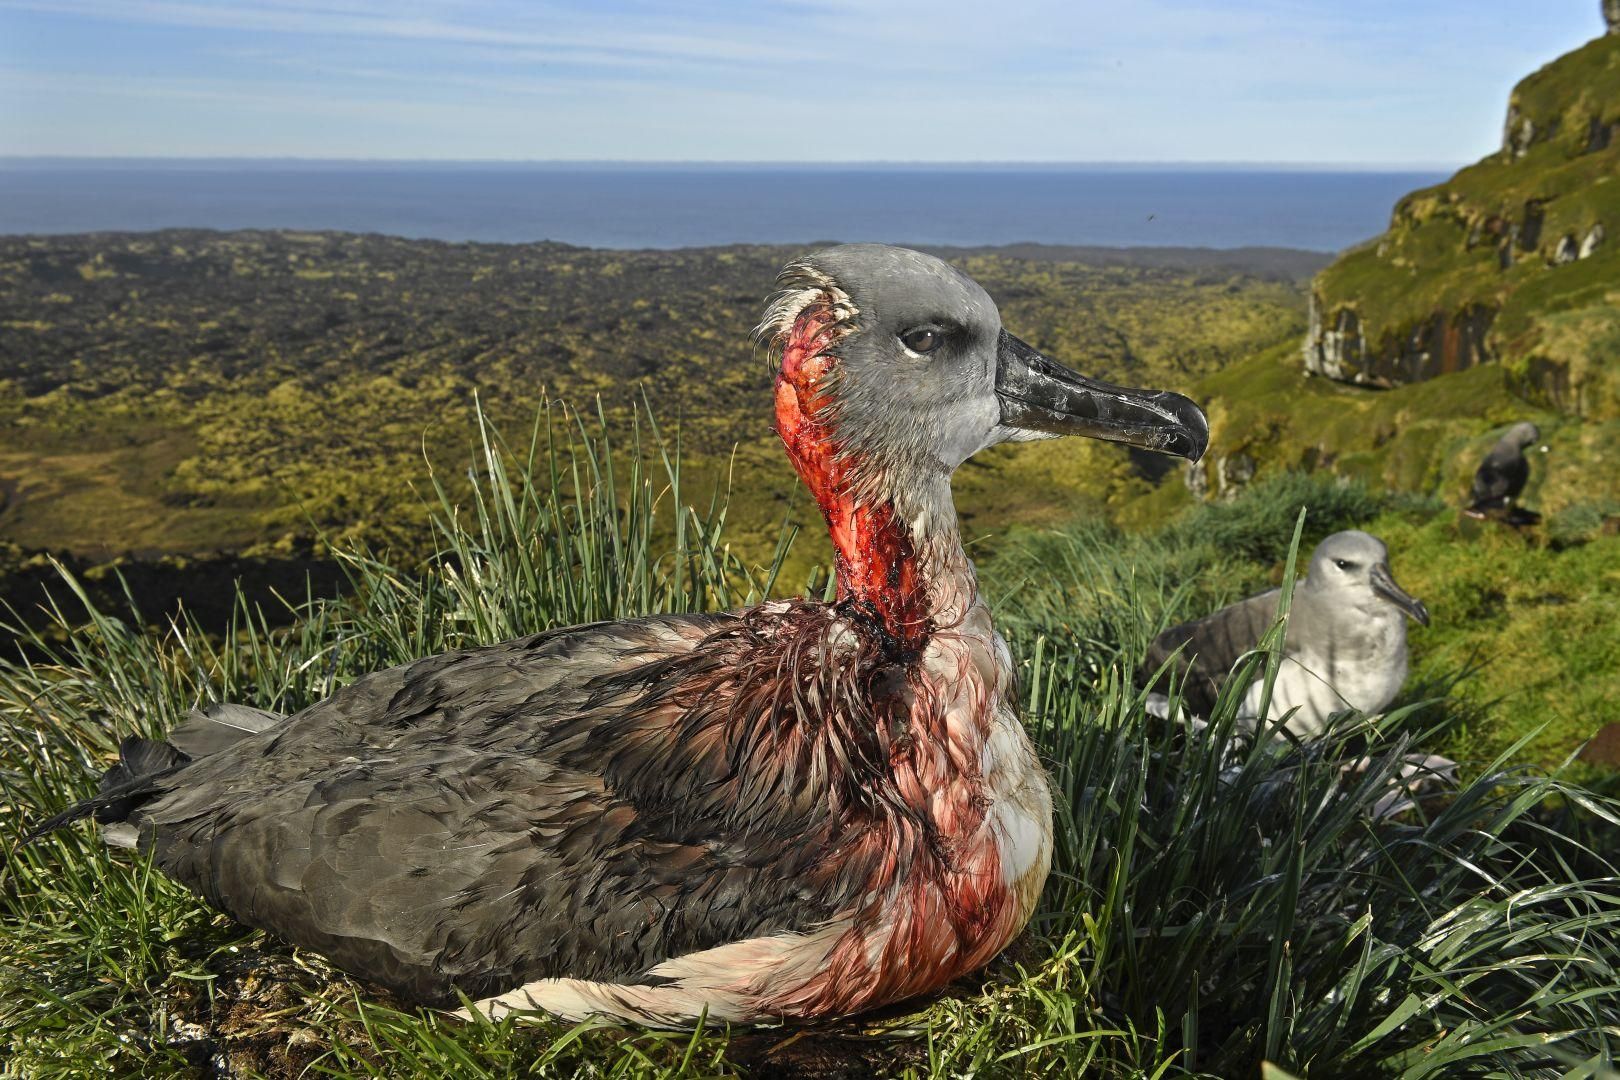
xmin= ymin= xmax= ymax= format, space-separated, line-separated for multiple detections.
xmin=800 ymin=247 xmax=1003 ymax=459
xmin=754 ymin=245 xmax=1011 ymax=512
xmin=756 ymin=244 xmax=1206 ymax=498
xmin=1503 ymin=421 xmax=1541 ymax=449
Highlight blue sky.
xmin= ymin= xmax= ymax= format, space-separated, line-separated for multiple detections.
xmin=0 ymin=1 xmax=1607 ymax=164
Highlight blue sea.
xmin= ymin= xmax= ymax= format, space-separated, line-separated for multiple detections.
xmin=0 ymin=161 xmax=1446 ymax=252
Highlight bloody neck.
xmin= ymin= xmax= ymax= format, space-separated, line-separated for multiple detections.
xmin=774 ymin=306 xmax=971 ymax=647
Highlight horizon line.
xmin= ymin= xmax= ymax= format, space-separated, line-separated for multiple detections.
xmin=0 ymin=155 xmax=1462 ymax=172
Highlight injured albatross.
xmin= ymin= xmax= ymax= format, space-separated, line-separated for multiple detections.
xmin=28 ymin=244 xmax=1207 ymax=1026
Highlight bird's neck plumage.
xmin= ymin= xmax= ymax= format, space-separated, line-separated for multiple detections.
xmin=764 ymin=305 xmax=1049 ymax=1017
xmin=774 ymin=306 xmax=976 ymax=646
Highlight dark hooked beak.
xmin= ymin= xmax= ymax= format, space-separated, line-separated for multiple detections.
xmin=994 ymin=331 xmax=1209 ymax=461
xmin=1370 ymin=562 xmax=1430 ymax=626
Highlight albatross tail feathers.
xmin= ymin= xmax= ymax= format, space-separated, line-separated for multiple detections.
xmin=23 ymin=734 xmax=186 ymax=844
xmin=23 ymin=702 xmax=285 ymax=846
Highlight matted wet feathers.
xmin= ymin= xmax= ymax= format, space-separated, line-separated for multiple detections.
xmin=752 ymin=257 xmax=859 ymax=356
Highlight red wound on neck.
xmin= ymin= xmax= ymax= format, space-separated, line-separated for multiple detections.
xmin=775 ymin=304 xmax=929 ymax=644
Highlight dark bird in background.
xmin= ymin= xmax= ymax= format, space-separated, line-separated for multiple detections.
xmin=1138 ymin=530 xmax=1429 ymax=737
xmin=28 ymin=245 xmax=1207 ymax=1026
xmin=1467 ymin=421 xmax=1544 ymax=522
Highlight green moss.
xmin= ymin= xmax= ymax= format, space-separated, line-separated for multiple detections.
xmin=1193 ymin=341 xmax=1620 ymax=519
xmin=1369 ymin=512 xmax=1620 ymax=767
xmin=1511 ymin=31 xmax=1620 ymax=138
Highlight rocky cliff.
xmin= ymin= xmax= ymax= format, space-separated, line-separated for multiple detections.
xmin=1302 ymin=6 xmax=1620 ymax=418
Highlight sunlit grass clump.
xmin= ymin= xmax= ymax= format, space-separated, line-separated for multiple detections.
xmin=2 ymin=408 xmax=1617 ymax=1078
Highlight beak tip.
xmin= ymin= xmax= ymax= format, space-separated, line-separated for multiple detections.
xmin=1169 ymin=394 xmax=1210 ymax=463
xmin=1186 ymin=427 xmax=1210 ymax=464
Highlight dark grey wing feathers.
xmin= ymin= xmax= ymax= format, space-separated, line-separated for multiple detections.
xmin=1471 ymin=453 xmax=1528 ymax=508
xmin=23 ymin=735 xmax=186 ymax=840
xmin=71 ymin=611 xmax=866 ymax=1006
xmin=1140 ymin=589 xmax=1281 ymax=715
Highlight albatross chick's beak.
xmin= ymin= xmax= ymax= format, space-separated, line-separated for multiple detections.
xmin=994 ymin=331 xmax=1209 ymax=461
xmin=1370 ymin=562 xmax=1431 ymax=626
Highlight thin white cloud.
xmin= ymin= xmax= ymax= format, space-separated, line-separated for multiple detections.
xmin=0 ymin=0 xmax=1603 ymax=160
xmin=0 ymin=0 xmax=818 ymax=65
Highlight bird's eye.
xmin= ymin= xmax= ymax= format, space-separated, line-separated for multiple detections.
xmin=900 ymin=327 xmax=943 ymax=355
xmin=1334 ymin=559 xmax=1354 ymax=571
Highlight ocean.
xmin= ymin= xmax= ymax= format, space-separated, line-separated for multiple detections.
xmin=0 ymin=162 xmax=1445 ymax=252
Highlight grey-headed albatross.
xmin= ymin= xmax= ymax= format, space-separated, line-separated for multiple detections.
xmin=31 ymin=245 xmax=1208 ymax=1025
xmin=1468 ymin=421 xmax=1544 ymax=521
xmin=1141 ymin=530 xmax=1429 ymax=738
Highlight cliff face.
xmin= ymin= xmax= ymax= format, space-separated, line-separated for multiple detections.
xmin=1302 ymin=294 xmax=1497 ymax=387
xmin=1302 ymin=9 xmax=1620 ymax=418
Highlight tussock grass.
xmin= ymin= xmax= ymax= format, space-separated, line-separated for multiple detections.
xmin=1169 ymin=471 xmax=1387 ymax=563
xmin=2 ymin=408 xmax=1618 ymax=1078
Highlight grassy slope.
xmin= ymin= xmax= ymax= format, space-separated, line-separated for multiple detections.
xmin=1311 ymin=31 xmax=1620 ymax=416
xmin=1192 ymin=339 xmax=1620 ymax=514
xmin=1368 ymin=510 xmax=1620 ymax=767
xmin=1133 ymin=334 xmax=1620 ymax=769
xmin=2 ymin=422 xmax=1616 ymax=1079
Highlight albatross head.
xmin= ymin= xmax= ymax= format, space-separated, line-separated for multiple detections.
xmin=1503 ymin=421 xmax=1542 ymax=451
xmin=757 ymin=243 xmax=1208 ymax=639
xmin=1307 ymin=530 xmax=1430 ymax=627
xmin=758 ymin=244 xmax=1208 ymax=498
